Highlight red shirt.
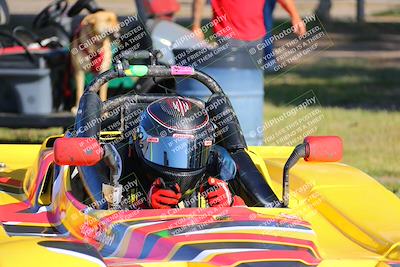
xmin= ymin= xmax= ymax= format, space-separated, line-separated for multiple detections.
xmin=211 ymin=0 xmax=266 ymax=41
xmin=143 ymin=0 xmax=180 ymax=16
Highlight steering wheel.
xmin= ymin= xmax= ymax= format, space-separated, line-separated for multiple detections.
xmin=12 ymin=26 xmax=44 ymax=47
xmin=0 ymin=30 xmax=37 ymax=64
xmin=67 ymin=0 xmax=103 ymax=17
xmin=33 ymin=0 xmax=68 ymax=29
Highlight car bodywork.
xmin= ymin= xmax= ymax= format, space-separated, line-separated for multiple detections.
xmin=0 ymin=137 xmax=399 ymax=267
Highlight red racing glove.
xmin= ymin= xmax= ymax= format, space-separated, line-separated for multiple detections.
xmin=201 ymin=177 xmax=245 ymax=207
xmin=148 ymin=178 xmax=182 ymax=209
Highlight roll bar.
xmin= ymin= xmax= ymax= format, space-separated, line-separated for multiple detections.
xmin=85 ymin=62 xmax=223 ymax=95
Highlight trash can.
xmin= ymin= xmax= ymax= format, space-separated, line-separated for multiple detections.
xmin=0 ymin=57 xmax=53 ymax=115
xmin=174 ymin=47 xmax=264 ymax=145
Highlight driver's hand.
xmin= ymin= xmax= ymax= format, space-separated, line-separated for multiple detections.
xmin=201 ymin=177 xmax=233 ymax=207
xmin=148 ymin=178 xmax=182 ymax=209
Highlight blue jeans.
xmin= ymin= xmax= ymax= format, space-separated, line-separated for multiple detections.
xmin=263 ymin=0 xmax=277 ymax=65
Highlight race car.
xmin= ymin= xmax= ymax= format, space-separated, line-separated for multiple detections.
xmin=0 ymin=62 xmax=399 ymax=267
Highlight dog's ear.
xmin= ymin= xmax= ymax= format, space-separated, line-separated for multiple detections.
xmin=82 ymin=14 xmax=96 ymax=26
xmin=107 ymin=13 xmax=119 ymax=27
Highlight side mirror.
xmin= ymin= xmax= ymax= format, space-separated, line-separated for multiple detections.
xmin=54 ymin=138 xmax=103 ymax=166
xmin=282 ymin=136 xmax=343 ymax=207
xmin=304 ymin=136 xmax=343 ymax=162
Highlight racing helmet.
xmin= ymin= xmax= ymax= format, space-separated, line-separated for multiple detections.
xmin=135 ymin=97 xmax=215 ymax=192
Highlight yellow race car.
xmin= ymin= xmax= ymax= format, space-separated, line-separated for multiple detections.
xmin=0 ymin=63 xmax=399 ymax=267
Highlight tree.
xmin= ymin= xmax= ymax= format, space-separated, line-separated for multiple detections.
xmin=357 ymin=0 xmax=365 ymax=23
xmin=315 ymin=0 xmax=332 ymax=22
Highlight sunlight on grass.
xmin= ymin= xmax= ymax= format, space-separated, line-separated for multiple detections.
xmin=265 ymin=58 xmax=400 ymax=109
xmin=373 ymin=7 xmax=400 ymax=17
xmin=264 ymin=102 xmax=400 ymax=195
xmin=0 ymin=128 xmax=63 ymax=143
xmin=263 ymin=57 xmax=400 ymax=194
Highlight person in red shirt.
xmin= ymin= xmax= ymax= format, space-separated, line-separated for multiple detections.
xmin=143 ymin=0 xmax=180 ymax=20
xmin=192 ymin=0 xmax=306 ymax=42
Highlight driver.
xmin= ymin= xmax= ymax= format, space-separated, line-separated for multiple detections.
xmin=76 ymin=96 xmax=245 ymax=209
xmin=129 ymin=97 xmax=245 ymax=209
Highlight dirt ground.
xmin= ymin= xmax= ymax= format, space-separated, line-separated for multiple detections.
xmin=7 ymin=0 xmax=400 ymax=22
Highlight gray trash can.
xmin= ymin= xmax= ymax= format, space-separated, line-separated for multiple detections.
xmin=174 ymin=47 xmax=264 ymax=145
xmin=0 ymin=58 xmax=52 ymax=115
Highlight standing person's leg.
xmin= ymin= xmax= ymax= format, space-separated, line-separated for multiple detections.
xmin=263 ymin=0 xmax=277 ymax=72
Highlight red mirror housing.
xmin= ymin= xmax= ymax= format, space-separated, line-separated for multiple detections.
xmin=304 ymin=136 xmax=343 ymax=162
xmin=54 ymin=138 xmax=103 ymax=166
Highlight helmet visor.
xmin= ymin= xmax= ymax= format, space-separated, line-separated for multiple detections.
xmin=139 ymin=132 xmax=213 ymax=170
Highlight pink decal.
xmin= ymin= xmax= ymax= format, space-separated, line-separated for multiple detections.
xmin=66 ymin=191 xmax=87 ymax=211
xmin=147 ymin=137 xmax=159 ymax=143
xmin=204 ymin=140 xmax=213 ymax=146
xmin=171 ymin=66 xmax=194 ymax=76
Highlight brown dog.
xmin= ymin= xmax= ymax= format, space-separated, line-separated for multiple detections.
xmin=71 ymin=11 xmax=120 ymax=113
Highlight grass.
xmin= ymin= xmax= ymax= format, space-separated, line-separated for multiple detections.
xmin=0 ymin=128 xmax=63 ymax=144
xmin=265 ymin=58 xmax=400 ymax=110
xmin=264 ymin=103 xmax=400 ymax=183
xmin=264 ymin=57 xmax=400 ymax=195
xmin=373 ymin=7 xmax=400 ymax=17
